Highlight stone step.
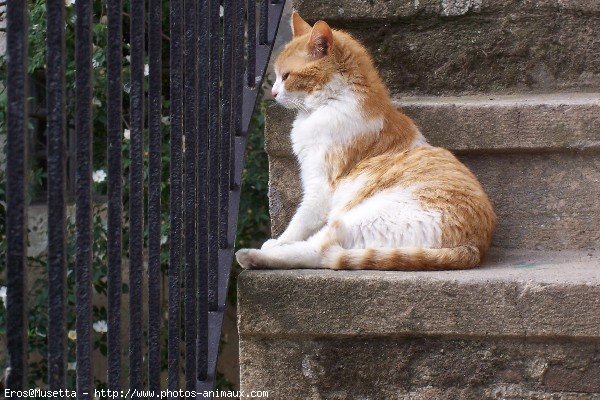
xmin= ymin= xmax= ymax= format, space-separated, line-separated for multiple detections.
xmin=397 ymin=93 xmax=600 ymax=153
xmin=293 ymin=0 xmax=600 ymax=96
xmin=238 ymin=249 xmax=600 ymax=399
xmin=265 ymin=93 xmax=600 ymax=155
xmin=264 ymin=94 xmax=600 ymax=250
xmin=239 ymin=248 xmax=600 ymax=338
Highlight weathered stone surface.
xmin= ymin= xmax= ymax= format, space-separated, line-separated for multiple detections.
xmin=289 ymin=8 xmax=600 ymax=95
xmin=240 ymin=336 xmax=600 ymax=400
xmin=544 ymin=364 xmax=600 ymax=393
xmin=264 ymin=106 xmax=296 ymax=157
xmin=268 ymin=156 xmax=301 ymax=237
xmin=461 ymin=152 xmax=600 ymax=250
xmin=293 ymin=0 xmax=600 ymax=21
xmin=266 ymin=156 xmax=297 ymax=237
xmin=238 ymin=251 xmax=600 ymax=398
xmin=398 ymin=94 xmax=600 ymax=152
xmin=238 ymin=249 xmax=600 ymax=338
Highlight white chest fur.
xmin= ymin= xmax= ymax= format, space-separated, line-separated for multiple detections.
xmin=290 ymin=80 xmax=384 ymax=190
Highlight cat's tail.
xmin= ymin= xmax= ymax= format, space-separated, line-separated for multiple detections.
xmin=322 ymin=244 xmax=481 ymax=271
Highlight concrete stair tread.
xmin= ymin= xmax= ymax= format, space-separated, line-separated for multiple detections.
xmin=244 ymin=248 xmax=600 ymax=284
xmin=395 ymin=92 xmax=600 ymax=152
xmin=265 ymin=92 xmax=600 ymax=156
xmin=238 ymin=248 xmax=600 ymax=339
xmin=394 ymin=92 xmax=600 ymax=107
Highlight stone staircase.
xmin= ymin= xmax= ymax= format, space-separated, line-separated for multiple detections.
xmin=238 ymin=1 xmax=600 ymax=398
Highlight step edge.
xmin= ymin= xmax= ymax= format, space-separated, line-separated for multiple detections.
xmin=393 ymin=92 xmax=600 ymax=107
xmin=238 ymin=257 xmax=600 ymax=339
xmin=264 ymin=96 xmax=600 ymax=156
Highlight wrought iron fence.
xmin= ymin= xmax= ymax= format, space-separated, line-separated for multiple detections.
xmin=4 ymin=0 xmax=285 ymax=396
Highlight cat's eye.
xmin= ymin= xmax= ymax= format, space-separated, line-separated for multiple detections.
xmin=282 ymin=72 xmax=290 ymax=81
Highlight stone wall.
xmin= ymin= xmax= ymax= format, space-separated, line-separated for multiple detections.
xmin=241 ymin=337 xmax=600 ymax=399
xmin=239 ymin=252 xmax=600 ymax=399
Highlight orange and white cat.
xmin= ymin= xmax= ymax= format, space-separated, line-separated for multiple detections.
xmin=235 ymin=12 xmax=496 ymax=270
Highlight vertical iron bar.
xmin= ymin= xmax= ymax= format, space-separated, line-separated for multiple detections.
xmin=246 ymin=0 xmax=257 ymax=87
xmin=106 ymin=0 xmax=123 ymax=393
xmin=196 ymin=0 xmax=210 ymax=380
xmin=129 ymin=0 xmax=145 ymax=394
xmin=46 ymin=0 xmax=67 ymax=391
xmin=68 ymin=128 xmax=77 ymax=196
xmin=183 ymin=0 xmax=198 ymax=390
xmin=259 ymin=0 xmax=268 ymax=45
xmin=148 ymin=0 xmax=162 ymax=393
xmin=169 ymin=0 xmax=184 ymax=393
xmin=74 ymin=0 xmax=94 ymax=397
xmin=196 ymin=0 xmax=287 ymax=392
xmin=207 ymin=0 xmax=220 ymax=311
xmin=219 ymin=0 xmax=233 ymax=249
xmin=233 ymin=0 xmax=246 ymax=141
xmin=5 ymin=0 xmax=28 ymax=390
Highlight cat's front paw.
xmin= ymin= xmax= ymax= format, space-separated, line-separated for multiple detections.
xmin=261 ymin=238 xmax=282 ymax=250
xmin=236 ymin=248 xmax=263 ymax=269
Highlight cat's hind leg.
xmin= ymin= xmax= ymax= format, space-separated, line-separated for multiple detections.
xmin=236 ymin=226 xmax=335 ymax=269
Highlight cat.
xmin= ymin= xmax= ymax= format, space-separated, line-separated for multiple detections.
xmin=235 ymin=12 xmax=496 ymax=270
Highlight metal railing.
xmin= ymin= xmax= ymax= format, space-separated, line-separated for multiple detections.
xmin=4 ymin=0 xmax=285 ymax=396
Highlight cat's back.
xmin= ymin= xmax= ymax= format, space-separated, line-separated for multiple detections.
xmin=351 ymin=145 xmax=478 ymax=187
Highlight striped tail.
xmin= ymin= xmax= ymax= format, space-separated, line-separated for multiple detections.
xmin=323 ymin=244 xmax=481 ymax=271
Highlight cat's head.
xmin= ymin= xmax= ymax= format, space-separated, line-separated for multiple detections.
xmin=272 ymin=12 xmax=386 ymax=112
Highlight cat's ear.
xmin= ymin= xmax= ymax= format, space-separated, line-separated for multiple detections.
xmin=308 ymin=20 xmax=333 ymax=58
xmin=291 ymin=11 xmax=311 ymax=37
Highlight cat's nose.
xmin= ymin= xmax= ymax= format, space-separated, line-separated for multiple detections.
xmin=271 ymin=88 xmax=279 ymax=98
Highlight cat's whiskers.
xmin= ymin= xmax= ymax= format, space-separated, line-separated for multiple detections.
xmin=290 ymin=98 xmax=308 ymax=113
